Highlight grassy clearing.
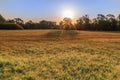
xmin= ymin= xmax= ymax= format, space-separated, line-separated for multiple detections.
xmin=0 ymin=30 xmax=120 ymax=80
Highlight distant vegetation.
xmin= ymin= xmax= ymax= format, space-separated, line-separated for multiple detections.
xmin=0 ymin=14 xmax=120 ymax=31
xmin=0 ymin=23 xmax=24 ymax=30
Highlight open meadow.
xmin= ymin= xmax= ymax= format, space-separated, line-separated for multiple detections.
xmin=0 ymin=30 xmax=120 ymax=80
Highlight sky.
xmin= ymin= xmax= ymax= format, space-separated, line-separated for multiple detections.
xmin=0 ymin=0 xmax=120 ymax=22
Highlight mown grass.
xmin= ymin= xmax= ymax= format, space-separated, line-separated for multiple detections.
xmin=0 ymin=30 xmax=120 ymax=80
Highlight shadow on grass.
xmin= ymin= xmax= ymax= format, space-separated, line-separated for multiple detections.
xmin=41 ymin=30 xmax=79 ymax=40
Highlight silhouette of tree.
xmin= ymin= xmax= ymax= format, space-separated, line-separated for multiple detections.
xmin=82 ymin=15 xmax=91 ymax=30
xmin=0 ymin=23 xmax=24 ymax=30
xmin=118 ymin=14 xmax=120 ymax=22
xmin=117 ymin=14 xmax=120 ymax=30
xmin=14 ymin=18 xmax=24 ymax=25
xmin=0 ymin=13 xmax=120 ymax=31
xmin=7 ymin=18 xmax=24 ymax=26
xmin=59 ymin=21 xmax=64 ymax=29
xmin=106 ymin=14 xmax=117 ymax=31
xmin=76 ymin=18 xmax=83 ymax=30
xmin=91 ymin=18 xmax=98 ymax=30
xmin=24 ymin=20 xmax=34 ymax=29
xmin=97 ymin=14 xmax=106 ymax=20
xmin=0 ymin=14 xmax=6 ymax=24
xmin=7 ymin=19 xmax=15 ymax=23
xmin=39 ymin=20 xmax=56 ymax=29
xmin=24 ymin=20 xmax=57 ymax=29
xmin=97 ymin=14 xmax=108 ymax=30
xmin=76 ymin=15 xmax=91 ymax=30
xmin=60 ymin=17 xmax=73 ymax=30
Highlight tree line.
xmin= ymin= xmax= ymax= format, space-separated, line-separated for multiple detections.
xmin=0 ymin=14 xmax=120 ymax=31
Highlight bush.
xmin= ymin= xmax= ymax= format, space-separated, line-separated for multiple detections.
xmin=0 ymin=23 xmax=24 ymax=30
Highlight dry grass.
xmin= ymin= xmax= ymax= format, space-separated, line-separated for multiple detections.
xmin=0 ymin=30 xmax=120 ymax=41
xmin=0 ymin=30 xmax=120 ymax=80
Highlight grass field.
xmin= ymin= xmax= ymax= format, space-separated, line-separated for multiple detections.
xmin=0 ymin=30 xmax=120 ymax=80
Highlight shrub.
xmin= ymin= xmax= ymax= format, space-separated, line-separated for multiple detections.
xmin=0 ymin=23 xmax=24 ymax=30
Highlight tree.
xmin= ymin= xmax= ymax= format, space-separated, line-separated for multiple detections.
xmin=59 ymin=21 xmax=64 ymax=29
xmin=82 ymin=15 xmax=91 ymax=30
xmin=59 ymin=17 xmax=74 ymax=30
xmin=24 ymin=20 xmax=34 ymax=29
xmin=76 ymin=18 xmax=83 ymax=30
xmin=7 ymin=19 xmax=15 ymax=23
xmin=14 ymin=18 xmax=24 ymax=26
xmin=106 ymin=14 xmax=117 ymax=31
xmin=24 ymin=20 xmax=57 ymax=29
xmin=97 ymin=14 xmax=108 ymax=31
xmin=97 ymin=14 xmax=106 ymax=20
xmin=118 ymin=14 xmax=120 ymax=23
xmin=91 ymin=18 xmax=98 ymax=30
xmin=117 ymin=14 xmax=120 ymax=30
xmin=0 ymin=14 xmax=6 ymax=24
xmin=0 ymin=23 xmax=24 ymax=30
xmin=7 ymin=18 xmax=24 ymax=26
xmin=76 ymin=15 xmax=91 ymax=30
xmin=39 ymin=20 xmax=56 ymax=29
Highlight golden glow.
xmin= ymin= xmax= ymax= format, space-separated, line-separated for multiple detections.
xmin=62 ymin=10 xmax=74 ymax=19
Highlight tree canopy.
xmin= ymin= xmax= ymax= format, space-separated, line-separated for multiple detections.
xmin=0 ymin=14 xmax=120 ymax=31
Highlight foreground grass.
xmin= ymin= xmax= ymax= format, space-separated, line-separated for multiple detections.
xmin=0 ymin=30 xmax=120 ymax=80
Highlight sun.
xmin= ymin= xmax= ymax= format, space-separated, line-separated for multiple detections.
xmin=63 ymin=10 xmax=74 ymax=19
